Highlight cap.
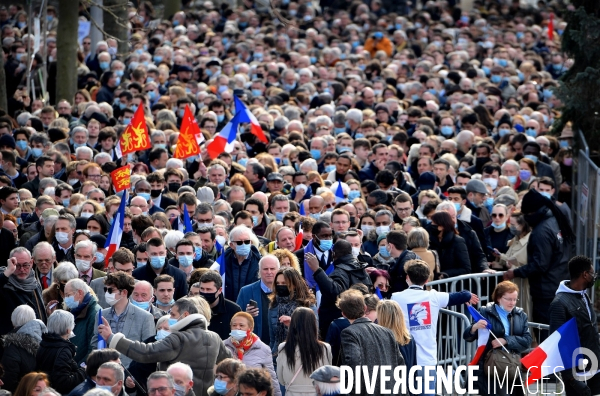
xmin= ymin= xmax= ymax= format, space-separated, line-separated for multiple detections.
xmin=377 ymin=233 xmax=388 ymax=244
xmin=310 ymin=365 xmax=341 ymax=383
xmin=559 ymin=128 xmax=574 ymax=139
xmin=416 ymin=171 xmax=436 ymax=190
xmin=206 ymin=59 xmax=223 ymax=68
xmin=267 ymin=173 xmax=284 ymax=182
xmin=466 ymin=179 xmax=488 ymax=194
xmin=41 ymin=208 xmax=60 ymax=220
xmin=90 ymin=234 xmax=107 ymax=248
xmin=89 ymin=112 xmax=109 ymax=125
xmin=0 ymin=134 xmax=16 ymax=149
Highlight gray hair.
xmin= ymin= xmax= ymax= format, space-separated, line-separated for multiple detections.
xmin=39 ymin=178 xmax=58 ymax=191
xmin=147 ymin=372 xmax=175 ymax=390
xmin=173 ymin=297 xmax=198 ymax=316
xmin=273 ymin=116 xmax=289 ymax=131
xmin=333 ymin=111 xmax=346 ymax=125
xmin=32 ymin=241 xmax=56 ymax=260
xmin=151 ymin=131 xmax=166 ymax=141
xmin=270 ymin=194 xmax=289 ymax=206
xmin=71 ymin=126 xmax=89 ymax=138
xmin=407 ymin=227 xmax=430 ymax=249
xmin=16 ymin=112 xmax=32 ymax=127
xmin=86 ymin=188 xmax=106 ymax=199
xmin=436 ymin=201 xmax=456 ymax=214
xmin=94 ymin=152 xmax=112 ymax=163
xmin=229 ymin=225 xmax=252 ymax=243
xmin=47 ymin=309 xmax=75 ymax=336
xmin=207 ymin=164 xmax=226 ymax=174
xmin=375 ymin=209 xmax=394 ymax=221
xmin=11 ymin=304 xmax=36 ymax=327
xmin=75 ymin=239 xmax=98 ymax=257
xmin=164 ymin=230 xmax=184 ymax=251
xmin=166 ymin=158 xmax=184 ymax=169
xmin=57 ymin=213 xmax=77 ymax=230
xmin=98 ymin=362 xmax=124 ymax=383
xmin=156 ymin=315 xmax=170 ymax=331
xmin=501 ymin=159 xmax=519 ymax=172
xmin=66 ymin=278 xmax=89 ymax=294
xmin=30 ymin=133 xmax=51 ymax=147
xmin=82 ymin=389 xmax=112 ymax=396
xmin=53 ymin=262 xmax=79 ymax=282
xmin=197 ymin=186 xmax=215 ymax=204
xmin=283 ymin=106 xmax=301 ymax=121
xmin=346 ymin=108 xmax=363 ymax=124
xmin=258 ymin=254 xmax=280 ymax=272
xmin=167 ymin=362 xmax=193 ymax=381
xmin=9 ymin=247 xmax=31 ymax=260
xmin=300 ymin=158 xmax=318 ymax=172
xmin=76 ymin=146 xmax=94 ymax=159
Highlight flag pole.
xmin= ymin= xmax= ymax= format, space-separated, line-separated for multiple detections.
xmin=488 ymin=331 xmax=510 ymax=353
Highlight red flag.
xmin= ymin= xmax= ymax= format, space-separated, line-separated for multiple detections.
xmin=110 ymin=166 xmax=131 ymax=192
xmin=174 ymin=105 xmax=201 ymax=160
xmin=116 ymin=105 xmax=150 ymax=157
xmin=548 ymin=13 xmax=554 ymax=40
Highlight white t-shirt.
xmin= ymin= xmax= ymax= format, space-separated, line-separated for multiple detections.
xmin=391 ymin=287 xmax=449 ymax=366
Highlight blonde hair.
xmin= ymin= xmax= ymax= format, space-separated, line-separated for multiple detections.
xmin=376 ymin=300 xmax=411 ymax=346
xmin=188 ymin=295 xmax=212 ymax=322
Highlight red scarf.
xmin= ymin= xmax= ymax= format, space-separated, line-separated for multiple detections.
xmin=231 ymin=331 xmax=259 ymax=360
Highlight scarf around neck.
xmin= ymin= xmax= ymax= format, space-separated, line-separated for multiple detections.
xmin=231 ymin=331 xmax=259 ymax=360
xmin=1 ymin=267 xmax=39 ymax=292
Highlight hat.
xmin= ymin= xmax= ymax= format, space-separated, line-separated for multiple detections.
xmin=89 ymin=112 xmax=109 ymax=125
xmin=498 ymin=114 xmax=512 ymax=128
xmin=41 ymin=208 xmax=60 ymax=220
xmin=466 ymin=179 xmax=488 ymax=194
xmin=416 ymin=171 xmax=436 ymax=190
xmin=375 ymin=103 xmax=389 ymax=114
xmin=559 ymin=128 xmax=574 ymax=139
xmin=90 ymin=234 xmax=107 ymax=248
xmin=377 ymin=233 xmax=388 ymax=244
xmin=267 ymin=173 xmax=284 ymax=182
xmin=0 ymin=134 xmax=16 ymax=149
xmin=310 ymin=365 xmax=340 ymax=383
xmin=206 ymin=59 xmax=222 ymax=68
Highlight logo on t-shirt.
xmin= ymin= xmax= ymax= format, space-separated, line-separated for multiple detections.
xmin=407 ymin=302 xmax=432 ymax=330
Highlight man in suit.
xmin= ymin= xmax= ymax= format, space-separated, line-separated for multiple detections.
xmin=294 ymin=221 xmax=334 ymax=289
xmin=170 ymin=193 xmax=197 ymax=233
xmin=53 ymin=214 xmax=76 ymax=264
xmin=32 ymin=241 xmax=57 ymax=290
xmin=147 ymin=172 xmax=176 ymax=211
xmin=91 ymin=271 xmax=155 ymax=368
xmin=236 ymin=254 xmax=279 ymax=341
xmin=92 ymin=248 xmax=137 ymax=308
xmin=75 ymin=240 xmax=106 ymax=286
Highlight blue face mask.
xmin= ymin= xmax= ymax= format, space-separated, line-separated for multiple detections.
xmin=213 ymin=379 xmax=230 ymax=395
xmin=491 ymin=75 xmax=502 ymax=84
xmin=453 ymin=202 xmax=462 ymax=212
xmin=325 ymin=165 xmax=336 ymax=173
xmin=168 ymin=318 xmax=178 ymax=327
xmin=319 ymin=238 xmax=333 ymax=251
xmin=62 ymin=199 xmax=70 ymax=207
xmin=238 ymin=158 xmax=248 ymax=167
xmin=507 ymin=175 xmax=517 ymax=185
xmin=334 ymin=127 xmax=346 ymax=135
xmin=123 ymin=118 xmax=131 ymax=125
xmin=498 ymin=128 xmax=510 ymax=137
xmin=137 ymin=261 xmax=146 ymax=268
xmin=524 ymin=154 xmax=538 ymax=164
xmin=100 ymin=61 xmax=110 ymax=70
xmin=440 ymin=126 xmax=453 ymax=137
xmin=131 ymin=299 xmax=150 ymax=310
xmin=485 ymin=197 xmax=494 ymax=207
xmin=235 ymin=243 xmax=251 ymax=257
xmin=310 ymin=149 xmax=322 ymax=160
xmin=355 ymin=133 xmax=364 ymax=139
xmin=178 ymin=255 xmax=194 ymax=267
xmin=482 ymin=66 xmax=491 ymax=76
xmin=131 ymin=104 xmax=138 ymax=113
xmin=251 ymin=89 xmax=262 ymax=97
xmin=310 ymin=56 xmax=317 ymax=64
xmin=150 ymin=256 xmax=166 ymax=269
xmin=497 ymin=59 xmax=508 ymax=67
xmin=525 ymin=128 xmax=537 ymax=137
xmin=153 ymin=55 xmax=163 ymax=63
xmin=560 ymin=140 xmax=569 ymax=148
xmin=194 ymin=246 xmax=203 ymax=260
xmin=137 ymin=192 xmax=151 ymax=201
xmin=16 ymin=140 xmax=28 ymax=151
xmin=115 ymin=70 xmax=124 ymax=77
xmin=348 ymin=190 xmax=361 ymax=200
xmin=491 ymin=222 xmax=506 ymax=229
xmin=32 ymin=148 xmax=43 ymax=158
xmin=155 ymin=144 xmax=166 ymax=150
xmin=217 ymin=114 xmax=225 ymax=123
xmin=540 ymin=191 xmax=552 ymax=199
xmin=275 ymin=212 xmax=285 ymax=221
xmin=156 ymin=329 xmax=170 ymax=340
xmin=64 ymin=295 xmax=79 ymax=309
xmin=411 ymin=94 xmax=420 ymax=101
xmin=379 ymin=246 xmax=390 ymax=258
xmin=252 ymin=216 xmax=259 ymax=227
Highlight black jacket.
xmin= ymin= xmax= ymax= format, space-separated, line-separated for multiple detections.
xmin=314 ymin=254 xmax=373 ymax=337
xmin=457 ymin=220 xmax=489 ymax=273
xmin=207 ymin=295 xmax=241 ymax=340
xmin=0 ymin=273 xmax=47 ymax=336
xmin=325 ymin=317 xmax=351 ymax=366
xmin=389 ymin=250 xmax=420 ymax=293
xmin=1 ymin=332 xmax=40 ymax=391
xmin=513 ymin=209 xmax=569 ymax=300
xmin=428 ymin=230 xmax=471 ymax=278
xmin=36 ymin=333 xmax=86 ymax=394
xmin=221 ymin=246 xmax=261 ymax=302
xmin=484 ymin=226 xmax=514 ymax=262
xmin=132 ymin=263 xmax=189 ymax=300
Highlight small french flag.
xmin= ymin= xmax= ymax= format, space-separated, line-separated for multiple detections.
xmin=521 ymin=318 xmax=582 ymax=385
xmin=104 ymin=190 xmax=127 ymax=268
xmin=467 ymin=305 xmax=491 ymax=365
xmin=374 ymin=287 xmax=383 ymax=299
xmin=182 ymin=203 xmax=193 ymax=233
xmin=299 ymin=202 xmax=305 ymax=216
xmin=295 ymin=222 xmax=304 ymax=251
xmin=334 ymin=181 xmax=346 ymax=204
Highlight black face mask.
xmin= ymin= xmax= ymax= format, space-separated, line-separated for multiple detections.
xmin=150 ymin=189 xmax=162 ymax=198
xmin=276 ymin=285 xmax=290 ymax=297
xmin=475 ymin=156 xmax=490 ymax=168
xmin=514 ymin=153 xmax=524 ymax=162
xmin=439 ymin=150 xmax=450 ymax=157
xmin=349 ymin=216 xmax=356 ymax=228
xmin=200 ymin=291 xmax=219 ymax=304
xmin=168 ymin=183 xmax=181 ymax=193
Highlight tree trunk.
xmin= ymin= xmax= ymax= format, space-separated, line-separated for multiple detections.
xmin=56 ymin=0 xmax=79 ymax=105
xmin=163 ymin=0 xmax=182 ymax=20
xmin=0 ymin=49 xmax=6 ymax=113
xmin=103 ymin=0 xmax=128 ymax=58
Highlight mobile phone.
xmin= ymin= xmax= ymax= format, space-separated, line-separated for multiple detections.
xmin=249 ymin=299 xmax=258 ymax=309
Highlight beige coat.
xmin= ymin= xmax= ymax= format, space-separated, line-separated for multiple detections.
xmin=410 ymin=247 xmax=438 ymax=281
xmin=276 ymin=343 xmax=332 ymax=396
xmin=500 ymin=232 xmax=531 ymax=318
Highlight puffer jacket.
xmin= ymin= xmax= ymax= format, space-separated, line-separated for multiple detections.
xmin=463 ymin=302 xmax=532 ymax=358
xmin=36 ymin=333 xmax=86 ymax=394
xmin=224 ymin=337 xmax=281 ymax=396
xmin=110 ymin=313 xmax=231 ymax=396
xmin=2 ymin=319 xmax=47 ymax=392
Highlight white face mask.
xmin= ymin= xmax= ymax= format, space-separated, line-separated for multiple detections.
xmin=105 ymin=291 xmax=122 ymax=306
xmin=351 ymin=247 xmax=360 ymax=257
xmin=483 ymin=177 xmax=498 ymax=190
xmin=376 ymin=225 xmax=390 ymax=236
xmin=76 ymin=259 xmax=91 ymax=272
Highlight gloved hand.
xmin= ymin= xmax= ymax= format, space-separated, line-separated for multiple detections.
xmin=569 ymin=378 xmax=591 ymax=396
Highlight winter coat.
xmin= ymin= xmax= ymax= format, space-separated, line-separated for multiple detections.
xmin=0 ymin=272 xmax=47 ymax=336
xmin=71 ymin=294 xmax=101 ymax=364
xmin=457 ymin=220 xmax=489 ymax=273
xmin=325 ymin=317 xmax=350 ymax=366
xmin=513 ymin=209 xmax=569 ymax=300
xmin=218 ymin=245 xmax=261 ymax=302
xmin=313 ymin=254 xmax=373 ymax=338
xmin=389 ymin=250 xmax=420 ymax=293
xmin=276 ymin=343 xmax=332 ymax=396
xmin=207 ymin=296 xmax=241 ymax=340
xmin=224 ymin=337 xmax=281 ymax=396
xmin=428 ymin=230 xmax=471 ymax=278
xmin=484 ymin=226 xmax=514 ymax=262
xmin=340 ymin=318 xmax=406 ymax=395
xmin=36 ymin=333 xmax=86 ymax=394
xmin=109 ymin=313 xmax=231 ymax=396
xmin=364 ymin=36 xmax=394 ymax=57
xmin=1 ymin=319 xmax=46 ymax=391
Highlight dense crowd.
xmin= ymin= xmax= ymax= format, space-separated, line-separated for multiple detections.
xmin=0 ymin=0 xmax=592 ymax=395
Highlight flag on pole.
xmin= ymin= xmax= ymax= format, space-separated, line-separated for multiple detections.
xmin=334 ymin=181 xmax=346 ymax=204
xmin=215 ymin=239 xmax=224 ymax=256
xmin=233 ymin=96 xmax=268 ymax=144
xmin=115 ymin=105 xmax=150 ymax=158
xmin=104 ymin=190 xmax=127 ymax=268
xmin=375 ymin=287 xmax=383 ymax=299
xmin=182 ymin=203 xmax=194 ymax=233
xmin=548 ymin=13 xmax=554 ymax=40
xmin=521 ymin=318 xmax=581 ymax=385
xmin=467 ymin=305 xmax=492 ymax=365
xmin=295 ymin=222 xmax=304 ymax=251
xmin=110 ymin=166 xmax=131 ymax=193
xmin=97 ymin=310 xmax=106 ymax=349
xmin=174 ymin=105 xmax=201 ymax=160
xmin=299 ymin=202 xmax=305 ymax=216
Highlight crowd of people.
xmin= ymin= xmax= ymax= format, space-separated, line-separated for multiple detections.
xmin=0 ymin=0 xmax=593 ymax=395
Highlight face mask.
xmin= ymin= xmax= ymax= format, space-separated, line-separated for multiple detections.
xmin=276 ymin=285 xmax=290 ymax=297
xmin=310 ymin=149 xmax=322 ymax=160
xmin=451 ymin=202 xmax=461 ymax=213
xmin=491 ymin=221 xmax=506 ymax=230
xmin=238 ymin=158 xmax=248 ymax=167
xmin=325 ymin=165 xmax=336 ymax=173
xmin=485 ymin=197 xmax=494 ymax=208
xmin=217 ymin=114 xmax=225 ymax=123
xmin=252 ymin=216 xmax=260 ymax=227
xmin=76 ymin=259 xmax=91 ymax=272
xmin=153 ymin=55 xmax=163 ymax=63
xmin=215 ymin=235 xmax=227 ymax=248
xmin=351 ymin=247 xmax=361 ymax=257
xmin=150 ymin=189 xmax=162 ymax=198
xmin=526 ymin=128 xmax=537 ymax=137
xmin=178 ymin=255 xmax=194 ymax=267
xmin=100 ymin=62 xmax=110 ymax=70
xmin=174 ymin=384 xmax=185 ymax=396
xmin=155 ymin=144 xmax=166 ymax=150
xmin=230 ymin=329 xmax=247 ymax=342
xmin=194 ymin=246 xmax=203 ymax=260
xmin=440 ymin=126 xmax=453 ymax=137
xmin=16 ymin=141 xmax=28 ymax=151
xmin=318 ymin=238 xmax=333 ymax=251
xmin=137 ymin=192 xmax=151 ymax=201
xmin=235 ymin=243 xmax=251 ymax=257
xmin=310 ymin=213 xmax=321 ymax=220
xmin=64 ymin=295 xmax=79 ymax=309
xmin=275 ymin=212 xmax=285 ymax=221
xmin=137 ymin=261 xmax=146 ymax=268
xmin=361 ymin=225 xmax=374 ymax=235
xmin=483 ymin=178 xmax=498 ymax=190
xmin=89 ymin=231 xmax=100 ymax=237
xmin=507 ymin=175 xmax=517 ymax=185
xmin=156 ymin=329 xmax=170 ymax=340
xmin=32 ymin=148 xmax=43 ymax=158
xmin=355 ymin=133 xmax=365 ymax=139
xmin=105 ymin=291 xmax=121 ymax=306
xmin=200 ymin=290 xmax=219 ymax=304
xmin=376 ymin=225 xmax=390 ymax=236
xmin=80 ymin=212 xmax=93 ymax=218
xmin=150 ymin=256 xmax=166 ymax=269
xmin=498 ymin=128 xmax=510 ymax=137
xmin=524 ymin=154 xmax=538 ymax=164
xmin=540 ymin=191 xmax=552 ymax=199
xmin=168 ymin=318 xmax=178 ymax=327
xmin=197 ymin=222 xmax=213 ymax=229
xmin=55 ymin=231 xmax=71 ymax=245
xmin=130 ymin=299 xmax=150 ymax=310
xmin=490 ymin=75 xmax=502 ymax=84
xmin=563 ymin=157 xmax=573 ymax=166
xmin=95 ymin=251 xmax=105 ymax=263
xmin=347 ymin=190 xmax=361 ymax=201
xmin=379 ymin=246 xmax=390 ymax=258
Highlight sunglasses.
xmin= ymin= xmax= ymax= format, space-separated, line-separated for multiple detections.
xmin=232 ymin=240 xmax=251 ymax=245
xmin=104 ymin=287 xmax=120 ymax=294
xmin=491 ymin=213 xmax=505 ymax=218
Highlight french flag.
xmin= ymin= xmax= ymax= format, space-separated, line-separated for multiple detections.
xmin=295 ymin=222 xmax=304 ymax=251
xmin=299 ymin=202 xmax=306 ymax=216
xmin=334 ymin=181 xmax=346 ymax=204
xmin=467 ymin=305 xmax=491 ymax=365
xmin=206 ymin=96 xmax=267 ymax=159
xmin=104 ymin=190 xmax=127 ymax=268
xmin=210 ymin=252 xmax=227 ymax=298
xmin=183 ymin=203 xmax=193 ymax=233
xmin=521 ymin=318 xmax=581 ymax=385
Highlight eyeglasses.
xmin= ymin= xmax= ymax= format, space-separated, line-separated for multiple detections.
xmin=232 ymin=240 xmax=251 ymax=245
xmin=501 ymin=297 xmax=518 ymax=303
xmin=491 ymin=213 xmax=505 ymax=218
xmin=148 ymin=387 xmax=173 ymax=395
xmin=324 ymin=203 xmax=335 ymax=209
xmin=104 ymin=287 xmax=120 ymax=294
xmin=35 ymin=258 xmax=53 ymax=264
xmin=214 ymin=375 xmax=229 ymax=381
xmin=396 ymin=207 xmax=412 ymax=212
xmin=15 ymin=263 xmax=31 ymax=270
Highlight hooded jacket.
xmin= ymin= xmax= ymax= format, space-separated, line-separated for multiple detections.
xmin=1 ymin=319 xmax=47 ymax=391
